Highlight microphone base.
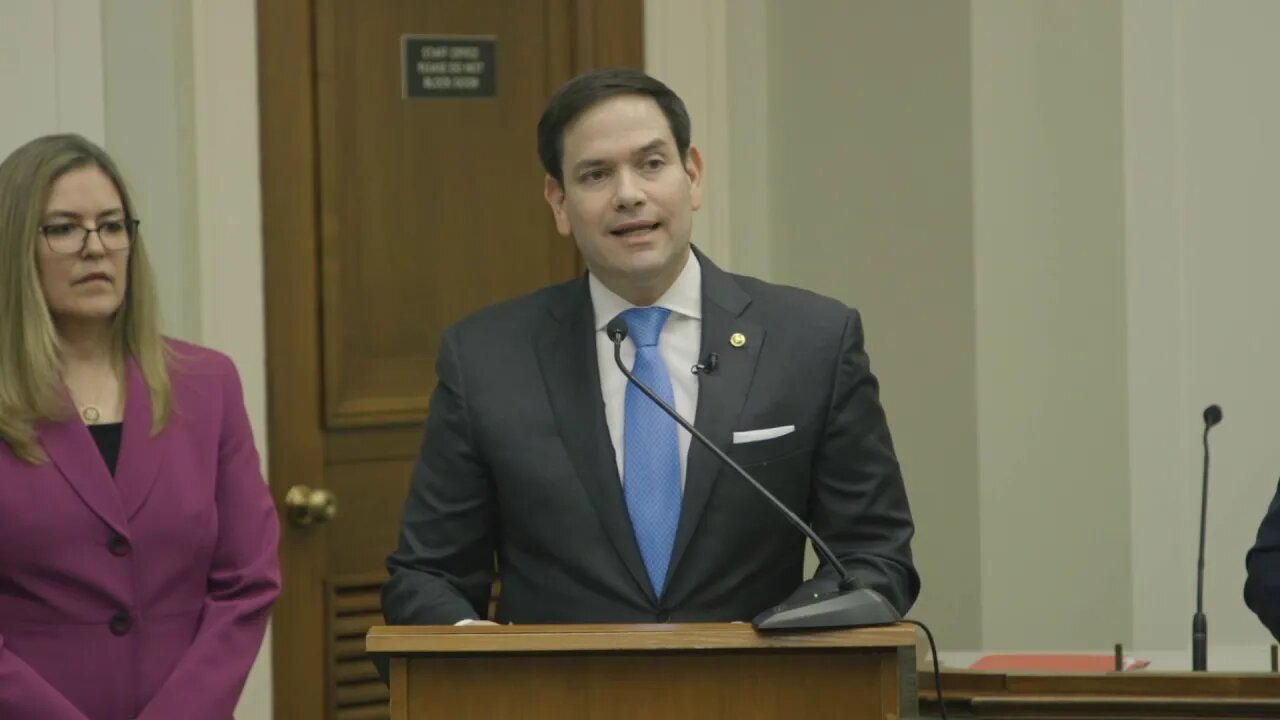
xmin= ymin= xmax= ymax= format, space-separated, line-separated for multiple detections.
xmin=1192 ymin=613 xmax=1207 ymax=671
xmin=752 ymin=587 xmax=901 ymax=631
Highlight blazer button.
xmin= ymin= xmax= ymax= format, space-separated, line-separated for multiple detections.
xmin=108 ymin=533 xmax=130 ymax=557
xmin=656 ymin=611 xmax=670 ymax=622
xmin=109 ymin=611 xmax=132 ymax=636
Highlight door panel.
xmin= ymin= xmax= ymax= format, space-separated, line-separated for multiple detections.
xmin=315 ymin=0 xmax=583 ymax=428
xmin=325 ymin=460 xmax=410 ymax=577
xmin=257 ymin=1 xmax=643 ymax=718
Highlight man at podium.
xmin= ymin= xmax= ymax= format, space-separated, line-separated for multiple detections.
xmin=382 ymin=69 xmax=919 ymax=630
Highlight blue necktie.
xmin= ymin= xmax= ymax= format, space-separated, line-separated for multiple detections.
xmin=622 ymin=306 xmax=682 ymax=597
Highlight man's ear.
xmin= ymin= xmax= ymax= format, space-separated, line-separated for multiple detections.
xmin=685 ymin=144 xmax=705 ymax=212
xmin=543 ymin=175 xmax=572 ymax=237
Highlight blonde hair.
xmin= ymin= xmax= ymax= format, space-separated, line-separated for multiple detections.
xmin=0 ymin=134 xmax=172 ymax=464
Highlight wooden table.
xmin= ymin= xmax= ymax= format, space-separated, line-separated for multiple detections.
xmin=920 ymin=668 xmax=1280 ymax=719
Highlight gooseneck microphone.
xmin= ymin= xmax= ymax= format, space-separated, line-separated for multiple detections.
xmin=1193 ymin=403 xmax=1223 ymax=671
xmin=605 ymin=314 xmax=901 ymax=630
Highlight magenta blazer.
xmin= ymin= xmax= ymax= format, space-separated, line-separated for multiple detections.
xmin=0 ymin=341 xmax=281 ymax=720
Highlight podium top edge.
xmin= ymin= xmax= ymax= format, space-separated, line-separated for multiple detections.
xmin=365 ymin=621 xmax=917 ymax=654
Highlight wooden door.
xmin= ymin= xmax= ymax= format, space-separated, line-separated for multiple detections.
xmin=256 ymin=2 xmax=643 ymax=718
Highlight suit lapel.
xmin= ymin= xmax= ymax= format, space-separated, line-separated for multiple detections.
xmin=42 ymin=401 xmax=129 ymax=540
xmin=665 ymin=251 xmax=764 ymax=590
xmin=536 ymin=280 xmax=657 ymax=604
xmin=116 ymin=357 xmax=165 ymax=520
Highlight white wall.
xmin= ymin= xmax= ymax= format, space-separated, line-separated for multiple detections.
xmin=757 ymin=0 xmax=1280 ymax=657
xmin=763 ymin=0 xmax=982 ymax=648
xmin=189 ymin=1 xmax=271 ymax=711
xmin=721 ymin=1 xmax=771 ymax=281
xmin=0 ymin=0 xmax=106 ymax=156
xmin=971 ymin=0 xmax=1132 ymax=650
xmin=1125 ymin=0 xmax=1280 ymax=652
xmin=644 ymin=0 xmax=733 ymax=267
xmin=646 ymin=0 xmax=775 ymax=288
xmin=102 ymin=0 xmax=202 ymax=340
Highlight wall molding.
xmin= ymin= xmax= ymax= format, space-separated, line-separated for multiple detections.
xmin=643 ymin=0 xmax=732 ymax=268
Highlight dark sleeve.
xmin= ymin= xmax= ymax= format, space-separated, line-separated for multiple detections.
xmin=381 ymin=326 xmax=497 ymax=626
xmin=1245 ymin=477 xmax=1280 ymax=640
xmin=792 ymin=309 xmax=920 ymax=614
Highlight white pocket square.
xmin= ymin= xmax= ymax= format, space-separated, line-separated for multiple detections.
xmin=732 ymin=425 xmax=796 ymax=444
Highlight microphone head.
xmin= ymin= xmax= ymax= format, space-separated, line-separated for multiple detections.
xmin=606 ymin=315 xmax=629 ymax=343
xmin=1203 ymin=404 xmax=1223 ymax=428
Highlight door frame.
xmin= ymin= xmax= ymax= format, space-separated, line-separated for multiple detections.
xmin=257 ymin=1 xmax=327 ymax=717
xmin=256 ymin=2 xmax=644 ymax=717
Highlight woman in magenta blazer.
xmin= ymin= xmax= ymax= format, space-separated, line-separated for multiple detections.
xmin=0 ymin=134 xmax=281 ymax=719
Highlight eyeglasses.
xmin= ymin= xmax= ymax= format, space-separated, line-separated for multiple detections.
xmin=38 ymin=218 xmax=139 ymax=255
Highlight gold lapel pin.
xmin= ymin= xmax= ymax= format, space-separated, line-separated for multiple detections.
xmin=730 ymin=332 xmax=746 ymax=348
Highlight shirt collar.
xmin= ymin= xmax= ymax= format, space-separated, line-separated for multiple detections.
xmin=589 ymin=250 xmax=703 ymax=332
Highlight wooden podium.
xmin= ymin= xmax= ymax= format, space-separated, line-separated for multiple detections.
xmin=366 ymin=622 xmax=918 ymax=719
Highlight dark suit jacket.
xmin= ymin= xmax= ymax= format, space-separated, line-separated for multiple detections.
xmin=382 ymin=249 xmax=918 ymax=627
xmin=0 ymin=341 xmax=280 ymax=720
xmin=1245 ymin=477 xmax=1280 ymax=639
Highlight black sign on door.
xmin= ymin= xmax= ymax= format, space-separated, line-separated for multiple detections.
xmin=402 ymin=35 xmax=497 ymax=99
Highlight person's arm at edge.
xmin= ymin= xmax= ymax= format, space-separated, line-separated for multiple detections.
xmin=792 ymin=308 xmax=920 ymax=613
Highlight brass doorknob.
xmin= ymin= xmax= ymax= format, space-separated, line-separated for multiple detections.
xmin=284 ymin=484 xmax=338 ymax=526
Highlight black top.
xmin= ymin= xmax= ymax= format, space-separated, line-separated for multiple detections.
xmin=88 ymin=422 xmax=123 ymax=476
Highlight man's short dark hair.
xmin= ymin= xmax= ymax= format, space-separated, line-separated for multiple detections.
xmin=537 ymin=68 xmax=691 ymax=185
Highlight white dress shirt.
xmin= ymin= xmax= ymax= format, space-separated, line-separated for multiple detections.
xmin=590 ymin=251 xmax=702 ymax=488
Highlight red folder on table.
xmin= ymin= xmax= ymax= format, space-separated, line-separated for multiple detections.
xmin=970 ymin=654 xmax=1150 ymax=672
